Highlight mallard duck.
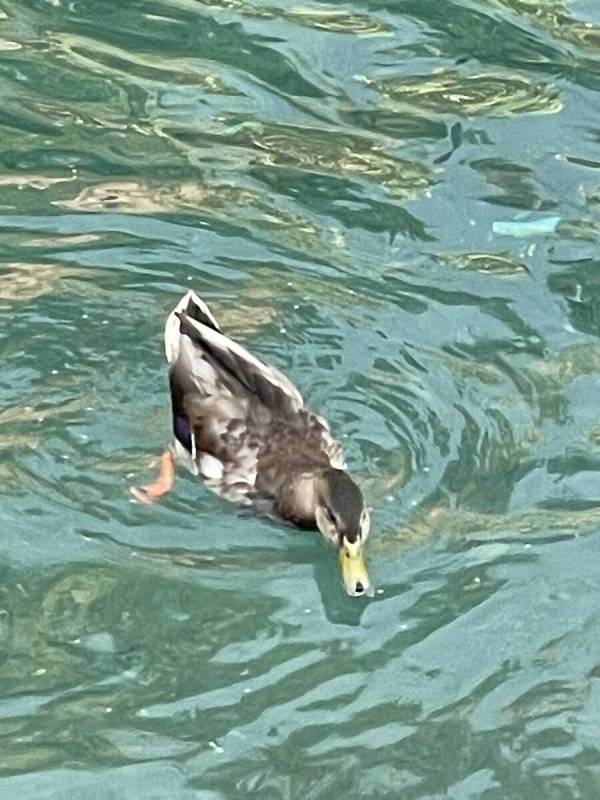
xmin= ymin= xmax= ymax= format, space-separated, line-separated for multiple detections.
xmin=131 ymin=290 xmax=371 ymax=597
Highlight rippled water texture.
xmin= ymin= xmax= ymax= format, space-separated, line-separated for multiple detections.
xmin=2 ymin=0 xmax=600 ymax=797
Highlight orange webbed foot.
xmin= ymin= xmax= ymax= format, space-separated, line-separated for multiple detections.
xmin=130 ymin=451 xmax=175 ymax=505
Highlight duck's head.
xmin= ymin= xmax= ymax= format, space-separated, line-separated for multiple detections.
xmin=314 ymin=468 xmax=371 ymax=597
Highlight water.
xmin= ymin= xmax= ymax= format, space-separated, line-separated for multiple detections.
xmin=1 ymin=0 xmax=600 ymax=796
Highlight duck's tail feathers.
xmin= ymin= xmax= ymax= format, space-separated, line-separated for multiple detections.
xmin=165 ymin=290 xmax=220 ymax=364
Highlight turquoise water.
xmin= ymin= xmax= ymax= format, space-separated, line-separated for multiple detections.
xmin=2 ymin=0 xmax=600 ymax=797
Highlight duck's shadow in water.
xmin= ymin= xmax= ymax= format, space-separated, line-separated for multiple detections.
xmin=280 ymin=536 xmax=380 ymax=625
xmin=256 ymin=514 xmax=377 ymax=625
xmin=313 ymin=554 xmax=375 ymax=625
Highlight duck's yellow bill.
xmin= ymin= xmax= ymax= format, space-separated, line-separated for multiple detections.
xmin=339 ymin=541 xmax=373 ymax=597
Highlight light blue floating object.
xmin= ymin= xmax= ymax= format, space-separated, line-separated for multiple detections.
xmin=493 ymin=216 xmax=561 ymax=237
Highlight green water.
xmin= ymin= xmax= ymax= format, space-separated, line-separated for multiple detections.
xmin=2 ymin=0 xmax=600 ymax=797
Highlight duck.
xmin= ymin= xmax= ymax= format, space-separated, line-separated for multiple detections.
xmin=131 ymin=290 xmax=371 ymax=597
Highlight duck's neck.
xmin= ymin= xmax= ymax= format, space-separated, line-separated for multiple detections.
xmin=276 ymin=472 xmax=319 ymax=528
